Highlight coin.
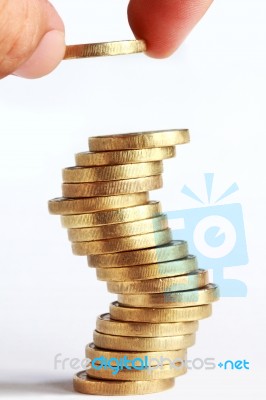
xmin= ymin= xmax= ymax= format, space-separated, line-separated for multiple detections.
xmin=62 ymin=161 xmax=163 ymax=183
xmin=87 ymin=362 xmax=186 ymax=381
xmin=73 ymin=371 xmax=175 ymax=395
xmin=75 ymin=147 xmax=176 ymax=166
xmin=96 ymin=314 xmax=198 ymax=337
xmin=109 ymin=302 xmax=212 ymax=322
xmin=48 ymin=192 xmax=149 ymax=215
xmin=107 ymin=269 xmax=209 ymax=294
xmin=96 ymin=256 xmax=197 ymax=282
xmin=64 ymin=40 xmax=146 ymax=59
xmin=72 ymin=229 xmax=172 ymax=255
xmin=85 ymin=343 xmax=186 ymax=366
xmin=89 ymin=129 xmax=190 ymax=151
xmin=68 ymin=214 xmax=168 ymax=242
xmin=62 ymin=175 xmax=162 ymax=198
xmin=88 ymin=240 xmax=188 ymax=268
xmin=61 ymin=201 xmax=162 ymax=228
xmin=93 ymin=330 xmax=196 ymax=351
xmin=118 ymin=284 xmax=220 ymax=308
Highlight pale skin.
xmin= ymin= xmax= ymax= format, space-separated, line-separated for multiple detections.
xmin=0 ymin=0 xmax=213 ymax=79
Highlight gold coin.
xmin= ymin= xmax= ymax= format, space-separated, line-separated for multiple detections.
xmin=73 ymin=371 xmax=175 ymax=395
xmin=107 ymin=269 xmax=209 ymax=294
xmin=86 ymin=343 xmax=186 ymax=366
xmin=118 ymin=284 xmax=220 ymax=308
xmin=62 ymin=161 xmax=163 ymax=183
xmin=110 ymin=302 xmax=212 ymax=323
xmin=48 ymin=192 xmax=149 ymax=215
xmin=96 ymin=255 xmax=197 ymax=282
xmin=62 ymin=175 xmax=162 ymax=198
xmin=96 ymin=313 xmax=198 ymax=337
xmin=68 ymin=214 xmax=167 ymax=241
xmin=64 ymin=40 xmax=146 ymax=59
xmin=75 ymin=147 xmax=176 ymax=166
xmin=68 ymin=214 xmax=168 ymax=242
xmin=88 ymin=240 xmax=188 ymax=268
xmin=61 ymin=201 xmax=162 ymax=228
xmin=93 ymin=330 xmax=195 ymax=352
xmin=87 ymin=362 xmax=186 ymax=381
xmin=72 ymin=229 xmax=172 ymax=256
xmin=89 ymin=129 xmax=190 ymax=151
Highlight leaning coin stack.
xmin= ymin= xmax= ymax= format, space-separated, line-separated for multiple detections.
xmin=48 ymin=129 xmax=219 ymax=396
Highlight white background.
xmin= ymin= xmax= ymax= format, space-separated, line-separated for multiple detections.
xmin=0 ymin=0 xmax=265 ymax=399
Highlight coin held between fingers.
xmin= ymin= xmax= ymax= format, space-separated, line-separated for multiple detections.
xmin=64 ymin=40 xmax=147 ymax=59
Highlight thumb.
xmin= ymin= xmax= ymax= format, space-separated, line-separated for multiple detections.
xmin=0 ymin=0 xmax=65 ymax=79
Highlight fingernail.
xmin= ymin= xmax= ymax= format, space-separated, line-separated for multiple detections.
xmin=13 ymin=30 xmax=65 ymax=79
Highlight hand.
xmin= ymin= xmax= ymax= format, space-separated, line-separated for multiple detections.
xmin=0 ymin=0 xmax=213 ymax=79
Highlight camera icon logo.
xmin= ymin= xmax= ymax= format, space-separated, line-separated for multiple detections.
xmin=167 ymin=174 xmax=249 ymax=297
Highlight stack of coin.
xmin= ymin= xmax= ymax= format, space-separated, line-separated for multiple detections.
xmin=48 ymin=129 xmax=219 ymax=396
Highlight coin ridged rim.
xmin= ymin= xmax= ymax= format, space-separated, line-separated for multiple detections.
xmin=68 ymin=214 xmax=168 ymax=242
xmin=72 ymin=228 xmax=172 ymax=255
xmin=87 ymin=362 xmax=187 ymax=381
xmin=62 ymin=161 xmax=163 ymax=183
xmin=89 ymin=129 xmax=190 ymax=151
xmin=88 ymin=240 xmax=188 ymax=268
xmin=85 ymin=343 xmax=187 ymax=366
xmin=96 ymin=314 xmax=198 ymax=337
xmin=93 ymin=330 xmax=196 ymax=352
xmin=73 ymin=371 xmax=175 ymax=395
xmin=61 ymin=201 xmax=162 ymax=228
xmin=62 ymin=175 xmax=163 ymax=198
xmin=96 ymin=255 xmax=197 ymax=281
xmin=109 ymin=302 xmax=212 ymax=322
xmin=75 ymin=147 xmax=176 ymax=166
xmin=48 ymin=192 xmax=149 ymax=215
xmin=64 ymin=40 xmax=146 ymax=60
xmin=107 ymin=269 xmax=209 ymax=294
xmin=118 ymin=284 xmax=220 ymax=308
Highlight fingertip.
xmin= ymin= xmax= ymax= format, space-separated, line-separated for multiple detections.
xmin=128 ymin=0 xmax=213 ymax=58
xmin=13 ymin=30 xmax=66 ymax=79
xmin=144 ymin=38 xmax=180 ymax=59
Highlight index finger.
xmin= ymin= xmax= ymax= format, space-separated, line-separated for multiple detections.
xmin=128 ymin=0 xmax=213 ymax=58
